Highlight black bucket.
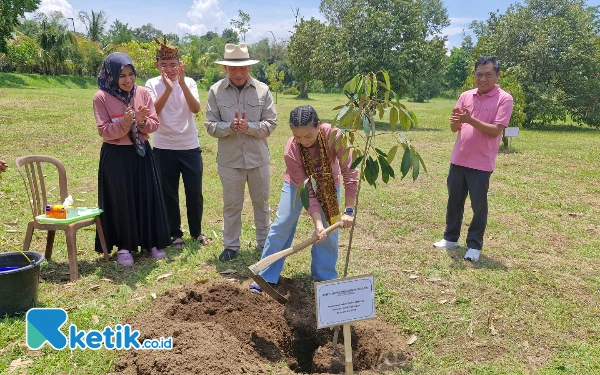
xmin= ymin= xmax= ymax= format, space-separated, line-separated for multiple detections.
xmin=0 ymin=251 xmax=45 ymax=317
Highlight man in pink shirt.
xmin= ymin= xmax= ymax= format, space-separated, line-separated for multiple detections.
xmin=433 ymin=56 xmax=514 ymax=262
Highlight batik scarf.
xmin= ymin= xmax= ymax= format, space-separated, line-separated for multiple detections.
xmin=97 ymin=52 xmax=145 ymax=156
xmin=299 ymin=129 xmax=340 ymax=225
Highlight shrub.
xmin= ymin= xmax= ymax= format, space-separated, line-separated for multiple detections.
xmin=499 ymin=70 xmax=526 ymax=129
xmin=283 ymin=86 xmax=299 ymax=95
xmin=3 ymin=35 xmax=39 ymax=73
xmin=309 ymin=80 xmax=327 ymax=93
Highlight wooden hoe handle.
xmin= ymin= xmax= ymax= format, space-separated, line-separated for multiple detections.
xmin=249 ymin=221 xmax=343 ymax=274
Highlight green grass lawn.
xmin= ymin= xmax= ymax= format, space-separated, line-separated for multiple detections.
xmin=1 ymin=73 xmax=600 ymax=374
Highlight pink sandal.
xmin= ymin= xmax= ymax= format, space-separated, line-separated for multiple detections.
xmin=117 ymin=250 xmax=134 ymax=266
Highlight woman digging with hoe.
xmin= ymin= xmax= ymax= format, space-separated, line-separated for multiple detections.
xmin=250 ymin=105 xmax=358 ymax=293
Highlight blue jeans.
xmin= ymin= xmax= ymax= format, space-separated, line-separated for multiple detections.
xmin=259 ymin=181 xmax=340 ymax=284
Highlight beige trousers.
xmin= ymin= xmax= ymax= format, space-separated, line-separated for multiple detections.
xmin=217 ymin=164 xmax=271 ymax=251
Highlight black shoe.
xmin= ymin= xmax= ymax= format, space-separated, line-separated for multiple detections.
xmin=219 ymin=248 xmax=238 ymax=262
xmin=170 ymin=238 xmax=185 ymax=250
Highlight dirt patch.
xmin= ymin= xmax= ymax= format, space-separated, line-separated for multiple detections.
xmin=115 ymin=278 xmax=411 ymax=374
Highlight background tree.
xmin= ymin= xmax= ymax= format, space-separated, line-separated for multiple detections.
xmin=311 ymin=0 xmax=450 ymax=100
xmin=78 ymin=10 xmax=107 ymax=44
xmin=266 ymin=63 xmax=285 ymax=103
xmin=1 ymin=19 xmax=242 ymax=80
xmin=14 ymin=19 xmax=42 ymax=39
xmin=163 ymin=33 xmax=179 ymax=44
xmin=72 ymin=35 xmax=104 ymax=76
xmin=36 ymin=11 xmax=77 ymax=75
xmin=287 ymin=17 xmax=328 ymax=98
xmin=113 ymin=41 xmax=155 ymax=78
xmin=106 ymin=20 xmax=133 ymax=45
xmin=221 ymin=28 xmax=239 ymax=44
xmin=133 ymin=23 xmax=163 ymax=43
xmin=180 ymin=33 xmax=227 ymax=83
xmin=248 ymin=38 xmax=270 ymax=82
xmin=230 ymin=9 xmax=250 ymax=42
xmin=443 ymin=35 xmax=473 ymax=96
xmin=309 ymin=23 xmax=348 ymax=89
xmin=319 ymin=0 xmax=351 ymax=26
xmin=195 ymin=46 xmax=224 ymax=85
xmin=201 ymin=31 xmax=219 ymax=41
xmin=0 ymin=0 xmax=40 ymax=53
xmin=248 ymin=37 xmax=289 ymax=84
xmin=405 ymin=36 xmax=447 ymax=102
xmin=3 ymin=33 xmax=39 ymax=73
xmin=471 ymin=0 xmax=600 ymax=127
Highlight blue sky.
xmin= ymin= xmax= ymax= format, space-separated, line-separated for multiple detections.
xmin=31 ymin=0 xmax=574 ymax=50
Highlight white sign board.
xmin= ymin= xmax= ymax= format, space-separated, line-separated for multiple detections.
xmin=314 ymin=274 xmax=375 ymax=329
xmin=504 ymin=127 xmax=519 ymax=137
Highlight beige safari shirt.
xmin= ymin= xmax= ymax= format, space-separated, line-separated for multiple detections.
xmin=205 ymin=76 xmax=277 ymax=169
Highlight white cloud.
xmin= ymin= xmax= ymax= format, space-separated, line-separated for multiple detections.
xmin=176 ymin=23 xmax=208 ymax=36
xmin=24 ymin=0 xmax=90 ymax=33
xmin=441 ymin=17 xmax=479 ymax=52
xmin=32 ymin=0 xmax=74 ymax=18
xmin=442 ymin=17 xmax=475 ymax=38
xmin=443 ymin=26 xmax=469 ymax=38
xmin=449 ymin=16 xmax=476 ymax=24
xmin=187 ymin=0 xmax=228 ymax=23
xmin=244 ymin=9 xmax=325 ymax=43
xmin=177 ymin=0 xmax=229 ymax=36
xmin=245 ymin=19 xmax=296 ymax=43
xmin=178 ymin=0 xmax=325 ymax=42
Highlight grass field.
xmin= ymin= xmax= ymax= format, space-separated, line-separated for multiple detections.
xmin=1 ymin=73 xmax=599 ymax=374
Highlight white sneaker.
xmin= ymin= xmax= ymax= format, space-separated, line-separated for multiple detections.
xmin=433 ymin=239 xmax=460 ymax=249
xmin=463 ymin=248 xmax=481 ymax=262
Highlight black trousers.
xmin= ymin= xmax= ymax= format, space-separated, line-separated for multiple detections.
xmin=443 ymin=164 xmax=492 ymax=250
xmin=153 ymin=147 xmax=204 ymax=240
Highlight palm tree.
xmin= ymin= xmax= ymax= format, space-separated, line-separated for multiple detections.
xmin=78 ymin=10 xmax=107 ymax=44
xmin=36 ymin=11 xmax=77 ymax=75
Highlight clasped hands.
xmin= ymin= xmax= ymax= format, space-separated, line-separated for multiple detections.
xmin=124 ymin=105 xmax=150 ymax=129
xmin=160 ymin=64 xmax=186 ymax=91
xmin=449 ymin=106 xmax=472 ymax=124
xmin=231 ymin=110 xmax=248 ymax=133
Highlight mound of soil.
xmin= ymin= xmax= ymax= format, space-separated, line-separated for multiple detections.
xmin=115 ymin=278 xmax=411 ymax=374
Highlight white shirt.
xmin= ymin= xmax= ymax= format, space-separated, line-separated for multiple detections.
xmin=145 ymin=76 xmax=200 ymax=150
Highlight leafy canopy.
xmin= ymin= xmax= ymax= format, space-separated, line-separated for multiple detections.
xmin=297 ymin=71 xmax=426 ymax=212
xmin=0 ymin=0 xmax=41 ymax=53
xmin=471 ymin=0 xmax=600 ymax=126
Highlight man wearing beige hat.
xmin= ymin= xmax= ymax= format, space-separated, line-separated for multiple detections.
xmin=205 ymin=43 xmax=278 ymax=261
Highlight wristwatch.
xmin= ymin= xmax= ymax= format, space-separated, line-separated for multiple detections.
xmin=344 ymin=207 xmax=354 ymax=216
